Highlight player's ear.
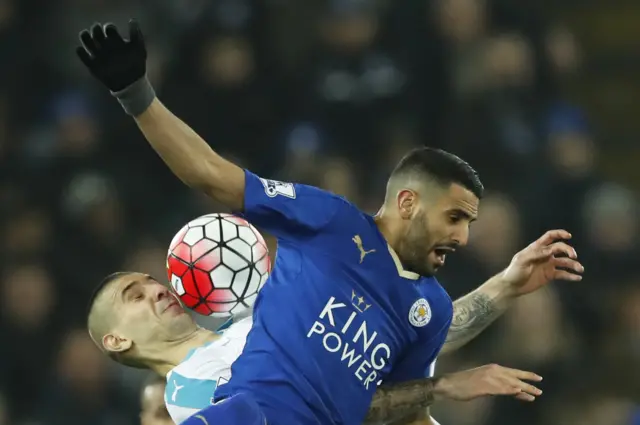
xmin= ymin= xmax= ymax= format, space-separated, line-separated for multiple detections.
xmin=397 ymin=189 xmax=416 ymax=219
xmin=103 ymin=333 xmax=133 ymax=353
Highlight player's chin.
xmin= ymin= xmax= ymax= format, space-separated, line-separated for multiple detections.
xmin=426 ymin=253 xmax=444 ymax=274
xmin=415 ymin=262 xmax=437 ymax=277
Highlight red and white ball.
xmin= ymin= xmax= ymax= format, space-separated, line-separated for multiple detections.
xmin=166 ymin=213 xmax=271 ymax=317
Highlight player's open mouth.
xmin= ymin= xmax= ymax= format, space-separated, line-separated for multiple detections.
xmin=433 ymin=247 xmax=455 ymax=266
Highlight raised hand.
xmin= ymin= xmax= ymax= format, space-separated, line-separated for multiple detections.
xmin=502 ymin=229 xmax=584 ymax=296
xmin=76 ymin=21 xmax=147 ymax=93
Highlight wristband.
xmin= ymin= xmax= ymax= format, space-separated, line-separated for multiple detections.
xmin=111 ymin=76 xmax=156 ymax=117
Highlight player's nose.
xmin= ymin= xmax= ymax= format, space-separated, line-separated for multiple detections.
xmin=153 ymin=285 xmax=171 ymax=302
xmin=453 ymin=226 xmax=469 ymax=247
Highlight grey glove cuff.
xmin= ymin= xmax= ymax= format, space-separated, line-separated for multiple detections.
xmin=111 ymin=76 xmax=156 ymax=117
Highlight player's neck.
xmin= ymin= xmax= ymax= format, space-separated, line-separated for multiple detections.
xmin=148 ymin=327 xmax=220 ymax=376
xmin=373 ymin=207 xmax=401 ymax=252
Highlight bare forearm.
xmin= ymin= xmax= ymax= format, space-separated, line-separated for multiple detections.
xmin=385 ymin=408 xmax=434 ymax=425
xmin=441 ymin=273 xmax=513 ymax=354
xmin=134 ymin=99 xmax=245 ymax=209
xmin=365 ymin=379 xmax=438 ymax=424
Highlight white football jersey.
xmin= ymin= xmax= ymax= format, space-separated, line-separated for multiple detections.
xmin=164 ymin=317 xmax=252 ymax=424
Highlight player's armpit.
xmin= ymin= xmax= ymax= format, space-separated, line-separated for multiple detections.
xmin=134 ymin=98 xmax=246 ymax=210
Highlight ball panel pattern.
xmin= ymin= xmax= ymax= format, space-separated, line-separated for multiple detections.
xmin=167 ymin=213 xmax=271 ymax=317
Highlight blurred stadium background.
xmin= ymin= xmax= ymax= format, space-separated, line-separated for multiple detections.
xmin=1 ymin=0 xmax=639 ymax=424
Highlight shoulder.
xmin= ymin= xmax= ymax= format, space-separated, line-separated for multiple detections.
xmin=242 ymin=170 xmax=360 ymax=235
xmin=245 ymin=170 xmax=343 ymax=204
xmin=409 ymin=278 xmax=453 ymax=329
xmin=416 ymin=277 xmax=452 ymax=307
xmin=221 ymin=316 xmax=253 ymax=339
xmin=165 ymin=370 xmax=219 ymax=410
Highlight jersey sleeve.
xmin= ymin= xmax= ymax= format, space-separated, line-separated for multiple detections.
xmin=385 ymin=285 xmax=452 ymax=383
xmin=383 ymin=325 xmax=448 ymax=383
xmin=239 ymin=170 xmax=344 ymax=239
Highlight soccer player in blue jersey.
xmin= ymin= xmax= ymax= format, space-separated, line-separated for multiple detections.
xmin=77 ymin=22 xmax=584 ymax=425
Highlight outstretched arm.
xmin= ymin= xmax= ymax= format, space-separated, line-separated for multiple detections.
xmin=76 ymin=22 xmax=246 ymax=211
xmin=389 ymin=409 xmax=437 ymax=425
xmin=363 ymin=364 xmax=541 ymax=424
xmin=365 ymin=377 xmax=438 ymax=424
xmin=440 ymin=274 xmax=507 ymax=355
xmin=134 ymin=99 xmax=245 ymax=210
xmin=441 ymin=229 xmax=583 ymax=355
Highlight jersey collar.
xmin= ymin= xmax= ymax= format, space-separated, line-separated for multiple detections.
xmin=386 ymin=244 xmax=420 ymax=280
xmin=366 ymin=214 xmax=421 ymax=281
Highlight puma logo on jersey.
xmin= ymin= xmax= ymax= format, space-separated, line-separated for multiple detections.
xmin=352 ymin=235 xmax=376 ymax=263
xmin=172 ymin=380 xmax=184 ymax=402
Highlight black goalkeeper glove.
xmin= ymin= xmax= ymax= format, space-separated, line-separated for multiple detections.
xmin=76 ymin=20 xmax=155 ymax=116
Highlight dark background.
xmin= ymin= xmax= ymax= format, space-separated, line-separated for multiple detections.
xmin=1 ymin=0 xmax=639 ymax=424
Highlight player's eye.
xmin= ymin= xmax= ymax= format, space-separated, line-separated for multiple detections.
xmin=449 ymin=214 xmax=461 ymax=224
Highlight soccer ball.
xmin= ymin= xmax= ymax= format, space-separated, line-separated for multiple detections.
xmin=166 ymin=213 xmax=271 ymax=317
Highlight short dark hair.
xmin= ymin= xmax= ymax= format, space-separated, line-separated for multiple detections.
xmin=86 ymin=271 xmax=134 ymax=321
xmin=390 ymin=147 xmax=484 ymax=198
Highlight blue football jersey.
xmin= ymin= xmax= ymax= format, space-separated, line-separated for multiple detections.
xmin=214 ymin=171 xmax=453 ymax=425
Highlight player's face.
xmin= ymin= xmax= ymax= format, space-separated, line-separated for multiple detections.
xmin=400 ymin=183 xmax=479 ymax=276
xmin=141 ymin=382 xmax=174 ymax=425
xmin=111 ymin=273 xmax=197 ymax=348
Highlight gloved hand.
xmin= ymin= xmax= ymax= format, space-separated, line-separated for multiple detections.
xmin=76 ymin=20 xmax=146 ymax=92
xmin=76 ymin=20 xmax=155 ymax=116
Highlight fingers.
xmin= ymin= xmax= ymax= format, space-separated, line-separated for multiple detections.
xmin=546 ymin=241 xmax=578 ymax=259
xmin=553 ymin=256 xmax=584 ymax=274
xmin=75 ymin=46 xmax=93 ymax=67
xmin=525 ymin=241 xmax=579 ymax=263
xmin=104 ymin=23 xmax=125 ymax=48
xmin=91 ymin=22 xmax=106 ymax=47
xmin=128 ymin=19 xmax=144 ymax=45
xmin=79 ymin=21 xmax=131 ymax=57
xmin=553 ymin=269 xmax=583 ymax=281
xmin=480 ymin=365 xmax=542 ymax=401
xmin=79 ymin=29 xmax=98 ymax=55
xmin=514 ymin=392 xmax=536 ymax=402
xmin=507 ymin=368 xmax=543 ymax=382
xmin=494 ymin=386 xmax=521 ymax=396
xmin=534 ymin=229 xmax=572 ymax=247
xmin=476 ymin=365 xmax=543 ymax=400
xmin=508 ymin=379 xmax=542 ymax=397
xmin=502 ymin=368 xmax=543 ymax=400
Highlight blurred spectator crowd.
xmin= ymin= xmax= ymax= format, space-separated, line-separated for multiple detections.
xmin=0 ymin=0 xmax=639 ymax=424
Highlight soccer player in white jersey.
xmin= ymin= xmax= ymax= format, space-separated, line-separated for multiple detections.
xmin=88 ymin=271 xmax=543 ymax=424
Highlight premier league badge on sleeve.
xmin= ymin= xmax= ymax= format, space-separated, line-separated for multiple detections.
xmin=260 ymin=178 xmax=296 ymax=199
